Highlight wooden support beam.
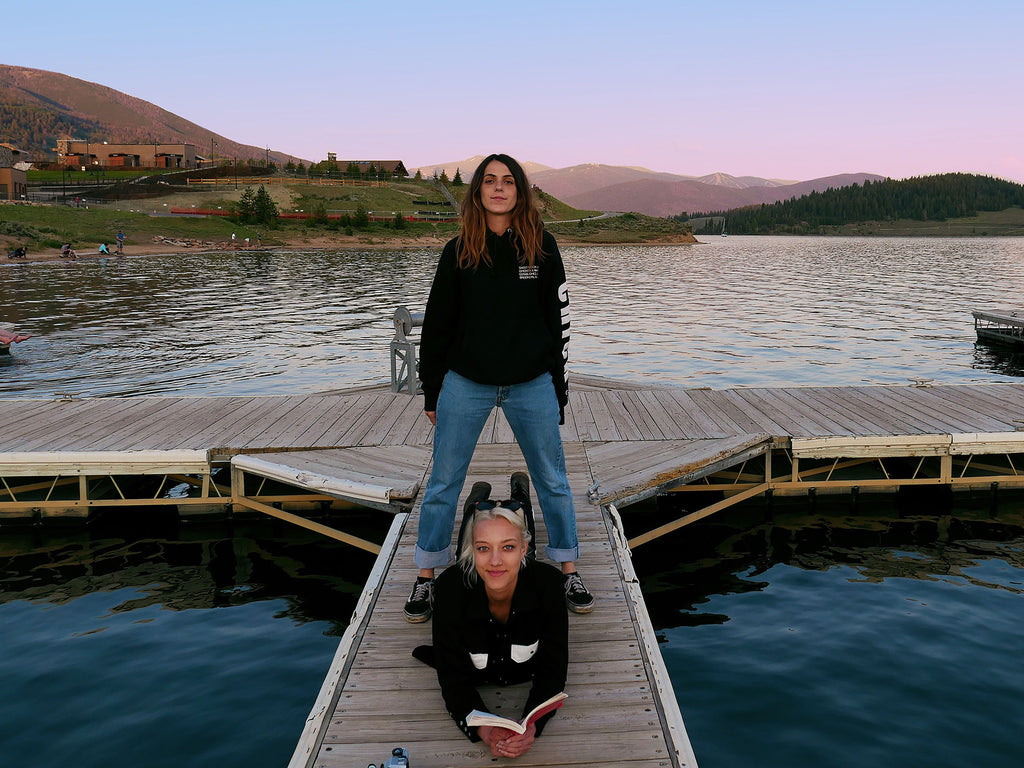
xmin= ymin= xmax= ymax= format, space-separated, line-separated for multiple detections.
xmin=232 ymin=494 xmax=382 ymax=554
xmin=629 ymin=483 xmax=770 ymax=548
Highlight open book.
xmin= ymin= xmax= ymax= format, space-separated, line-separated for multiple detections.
xmin=466 ymin=692 xmax=568 ymax=735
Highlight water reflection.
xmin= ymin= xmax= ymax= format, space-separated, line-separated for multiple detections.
xmin=628 ymin=493 xmax=1024 ymax=630
xmin=0 ymin=511 xmax=385 ymax=633
xmin=973 ymin=340 xmax=1024 ymax=377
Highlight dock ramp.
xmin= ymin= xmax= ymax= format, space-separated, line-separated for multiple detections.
xmin=289 ymin=442 xmax=699 ymax=768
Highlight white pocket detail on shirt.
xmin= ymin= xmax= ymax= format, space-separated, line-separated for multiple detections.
xmin=470 ymin=652 xmax=489 ymax=670
xmin=511 ymin=641 xmax=539 ymax=664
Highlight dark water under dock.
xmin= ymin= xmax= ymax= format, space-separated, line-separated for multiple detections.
xmin=3 ymin=237 xmax=1024 ymax=767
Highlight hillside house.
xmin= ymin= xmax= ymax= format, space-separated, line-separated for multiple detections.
xmin=0 ymin=145 xmax=28 ymax=201
xmin=324 ymin=153 xmax=408 ymax=177
xmin=55 ymin=140 xmax=198 ymax=169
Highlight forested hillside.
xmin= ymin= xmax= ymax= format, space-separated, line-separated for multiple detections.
xmin=0 ymin=101 xmax=106 ymax=152
xmin=0 ymin=64 xmax=288 ymax=163
xmin=689 ymin=174 xmax=1024 ymax=234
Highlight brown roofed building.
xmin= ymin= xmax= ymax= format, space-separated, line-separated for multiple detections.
xmin=56 ymin=140 xmax=198 ymax=169
xmin=325 ymin=153 xmax=408 ymax=178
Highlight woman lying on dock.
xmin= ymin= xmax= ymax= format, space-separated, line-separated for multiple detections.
xmin=413 ymin=479 xmax=568 ymax=759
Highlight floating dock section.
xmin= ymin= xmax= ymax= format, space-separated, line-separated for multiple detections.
xmin=6 ymin=376 xmax=1024 ymax=766
xmin=973 ymin=309 xmax=1024 ymax=348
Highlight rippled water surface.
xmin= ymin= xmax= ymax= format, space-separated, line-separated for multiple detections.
xmin=3 ymin=237 xmax=1024 ymax=767
xmin=3 ymin=236 xmax=1024 ymax=396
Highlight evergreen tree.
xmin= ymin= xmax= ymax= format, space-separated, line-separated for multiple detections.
xmin=452 ymin=168 xmax=463 ymax=186
xmin=235 ymin=187 xmax=257 ymax=222
xmin=235 ymin=185 xmax=278 ymax=225
xmin=253 ymin=185 xmax=278 ymax=224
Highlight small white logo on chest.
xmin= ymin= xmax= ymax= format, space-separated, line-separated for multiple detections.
xmin=519 ymin=266 xmax=539 ymax=280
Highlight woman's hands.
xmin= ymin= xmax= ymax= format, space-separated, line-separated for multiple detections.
xmin=478 ymin=723 xmax=537 ymax=758
xmin=425 ymin=410 xmax=437 ymax=425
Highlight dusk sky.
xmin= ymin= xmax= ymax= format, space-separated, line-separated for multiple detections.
xmin=7 ymin=0 xmax=1023 ymax=183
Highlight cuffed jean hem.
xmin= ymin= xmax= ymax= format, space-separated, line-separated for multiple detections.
xmin=544 ymin=545 xmax=580 ymax=564
xmin=414 ymin=544 xmax=454 ymax=570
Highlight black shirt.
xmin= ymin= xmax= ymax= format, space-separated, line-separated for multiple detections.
xmin=432 ymin=559 xmax=569 ymax=741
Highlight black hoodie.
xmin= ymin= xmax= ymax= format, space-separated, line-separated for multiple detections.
xmin=419 ymin=229 xmax=570 ymax=420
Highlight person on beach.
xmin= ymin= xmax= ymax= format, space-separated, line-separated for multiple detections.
xmin=0 ymin=328 xmax=31 ymax=344
xmin=413 ymin=488 xmax=568 ymax=758
xmin=404 ymin=153 xmax=594 ymax=623
xmin=60 ymin=243 xmax=77 ymax=259
xmin=116 ymin=230 xmax=125 ymax=254
xmin=99 ymin=243 xmax=111 ymax=255
xmin=7 ymin=246 xmax=27 ymax=259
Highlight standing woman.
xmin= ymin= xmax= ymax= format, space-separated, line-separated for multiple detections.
xmin=404 ymin=153 xmax=594 ymax=622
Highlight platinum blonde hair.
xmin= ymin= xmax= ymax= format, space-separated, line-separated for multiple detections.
xmin=458 ymin=505 xmax=532 ymax=586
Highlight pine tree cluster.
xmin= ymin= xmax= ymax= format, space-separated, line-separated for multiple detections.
xmin=690 ymin=174 xmax=1024 ymax=234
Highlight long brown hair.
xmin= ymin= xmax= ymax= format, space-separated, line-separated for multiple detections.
xmin=457 ymin=153 xmax=546 ymax=269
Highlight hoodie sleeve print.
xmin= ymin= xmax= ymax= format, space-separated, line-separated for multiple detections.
xmin=419 ymin=240 xmax=461 ymax=412
xmin=542 ymin=233 xmax=570 ymax=423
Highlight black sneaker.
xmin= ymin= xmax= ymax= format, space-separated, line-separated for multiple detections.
xmin=564 ymin=572 xmax=595 ymax=614
xmin=509 ymin=472 xmax=537 ymax=560
xmin=404 ymin=576 xmax=435 ymax=623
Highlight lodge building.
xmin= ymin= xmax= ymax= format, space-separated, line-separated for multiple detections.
xmin=55 ymin=139 xmax=199 ymax=170
xmin=324 ymin=153 xmax=408 ymax=177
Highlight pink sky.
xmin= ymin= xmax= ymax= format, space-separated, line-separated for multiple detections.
xmin=7 ymin=0 xmax=1023 ymax=183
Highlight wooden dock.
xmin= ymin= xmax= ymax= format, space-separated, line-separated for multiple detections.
xmin=5 ymin=375 xmax=1024 ymax=767
xmin=973 ymin=309 xmax=1024 ymax=347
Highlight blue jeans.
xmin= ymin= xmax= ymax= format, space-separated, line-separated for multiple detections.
xmin=415 ymin=370 xmax=579 ymax=569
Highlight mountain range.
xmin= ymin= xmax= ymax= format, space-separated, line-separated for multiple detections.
xmin=412 ymin=158 xmax=886 ymax=217
xmin=2 ymin=64 xmax=886 ymax=216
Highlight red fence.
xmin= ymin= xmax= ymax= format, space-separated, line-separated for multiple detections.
xmin=171 ymin=208 xmax=456 ymax=222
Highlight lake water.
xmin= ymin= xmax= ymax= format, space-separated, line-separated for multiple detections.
xmin=2 ymin=236 xmax=1024 ymax=767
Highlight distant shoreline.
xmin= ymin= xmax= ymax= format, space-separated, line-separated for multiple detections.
xmin=3 ymin=231 xmax=699 ymax=266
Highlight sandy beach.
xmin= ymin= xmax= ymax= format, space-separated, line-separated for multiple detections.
xmin=3 ymin=232 xmax=457 ymax=265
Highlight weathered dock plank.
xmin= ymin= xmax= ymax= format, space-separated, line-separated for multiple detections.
xmin=657 ymin=389 xmax=730 ymax=438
